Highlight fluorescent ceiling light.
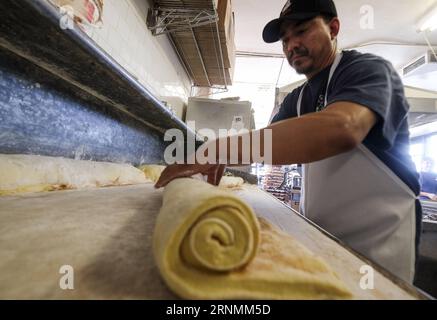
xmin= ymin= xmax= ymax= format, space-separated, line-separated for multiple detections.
xmin=418 ymin=5 xmax=437 ymax=32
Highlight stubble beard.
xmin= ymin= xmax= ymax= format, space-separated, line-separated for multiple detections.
xmin=286 ymin=48 xmax=314 ymax=75
xmin=288 ymin=57 xmax=315 ymax=75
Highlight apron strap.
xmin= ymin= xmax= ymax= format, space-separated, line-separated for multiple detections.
xmin=296 ymin=83 xmax=307 ymax=117
xmin=297 ymin=51 xmax=343 ymax=117
xmin=324 ymin=52 xmax=343 ymax=106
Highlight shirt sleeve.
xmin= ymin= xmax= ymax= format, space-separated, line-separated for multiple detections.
xmin=327 ymin=58 xmax=408 ymax=149
xmin=271 ymin=92 xmax=297 ymax=124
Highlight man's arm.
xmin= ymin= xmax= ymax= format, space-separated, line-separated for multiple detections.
xmin=156 ymin=101 xmax=377 ymax=188
xmin=216 ymin=100 xmax=378 ymax=165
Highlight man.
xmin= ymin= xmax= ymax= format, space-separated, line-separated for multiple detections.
xmin=420 ymin=157 xmax=437 ymax=201
xmin=156 ymin=0 xmax=421 ymax=283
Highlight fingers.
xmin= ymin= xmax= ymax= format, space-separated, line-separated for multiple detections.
xmin=155 ymin=165 xmax=194 ymax=188
xmin=155 ymin=164 xmax=212 ymax=188
xmin=155 ymin=173 xmax=171 ymax=188
xmin=154 ymin=176 xmax=169 ymax=189
xmin=207 ymin=172 xmax=216 ymax=185
xmin=155 ymin=164 xmax=227 ymax=188
xmin=206 ymin=164 xmax=226 ymax=186
xmin=154 ymin=165 xmax=176 ymax=188
xmin=215 ymin=164 xmax=226 ymax=185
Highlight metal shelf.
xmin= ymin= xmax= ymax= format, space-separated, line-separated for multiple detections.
xmin=147 ymin=0 xmax=234 ymax=89
xmin=148 ymin=8 xmax=218 ymax=35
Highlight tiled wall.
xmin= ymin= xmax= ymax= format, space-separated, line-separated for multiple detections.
xmin=80 ymin=0 xmax=191 ymax=116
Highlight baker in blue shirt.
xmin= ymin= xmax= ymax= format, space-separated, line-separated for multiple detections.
xmin=156 ymin=0 xmax=422 ymax=283
xmin=264 ymin=0 xmax=421 ymax=283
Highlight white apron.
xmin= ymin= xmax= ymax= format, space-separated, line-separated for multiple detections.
xmin=297 ymin=52 xmax=417 ymax=283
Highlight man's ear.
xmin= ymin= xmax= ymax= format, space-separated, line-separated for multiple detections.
xmin=329 ymin=18 xmax=340 ymax=40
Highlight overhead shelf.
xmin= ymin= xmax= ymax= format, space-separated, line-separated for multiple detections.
xmin=148 ymin=0 xmax=236 ymax=88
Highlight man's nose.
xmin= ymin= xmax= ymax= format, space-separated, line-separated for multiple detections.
xmin=284 ymin=38 xmax=299 ymax=56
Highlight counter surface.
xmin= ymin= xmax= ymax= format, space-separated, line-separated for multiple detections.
xmin=0 ymin=184 xmax=430 ymax=299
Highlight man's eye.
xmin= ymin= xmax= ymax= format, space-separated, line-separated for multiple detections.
xmin=297 ymin=29 xmax=306 ymax=35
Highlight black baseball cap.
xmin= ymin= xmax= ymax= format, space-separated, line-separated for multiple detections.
xmin=262 ymin=0 xmax=338 ymax=43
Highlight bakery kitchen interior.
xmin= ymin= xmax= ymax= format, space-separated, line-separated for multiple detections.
xmin=1 ymin=0 xmax=437 ymax=302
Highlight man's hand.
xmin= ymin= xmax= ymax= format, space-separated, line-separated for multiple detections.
xmin=155 ymin=164 xmax=226 ymax=188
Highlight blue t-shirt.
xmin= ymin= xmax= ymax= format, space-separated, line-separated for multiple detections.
xmin=272 ymin=49 xmax=421 ymax=196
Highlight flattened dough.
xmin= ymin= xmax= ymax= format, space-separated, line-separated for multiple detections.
xmin=219 ymin=176 xmax=244 ymax=188
xmin=153 ymin=178 xmax=352 ymax=299
xmin=0 ymin=154 xmax=148 ymax=196
xmin=138 ymin=164 xmax=166 ymax=183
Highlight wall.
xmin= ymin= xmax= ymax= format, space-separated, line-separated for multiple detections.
xmin=80 ymin=0 xmax=191 ymax=116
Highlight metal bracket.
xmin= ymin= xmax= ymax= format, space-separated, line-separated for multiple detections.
xmin=147 ymin=8 xmax=218 ymax=35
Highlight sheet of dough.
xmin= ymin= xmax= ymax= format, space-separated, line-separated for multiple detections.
xmin=153 ymin=178 xmax=352 ymax=299
xmin=219 ymin=176 xmax=244 ymax=188
xmin=138 ymin=164 xmax=166 ymax=183
xmin=0 ymin=154 xmax=148 ymax=196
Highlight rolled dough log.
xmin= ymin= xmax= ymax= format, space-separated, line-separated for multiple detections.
xmin=0 ymin=154 xmax=148 ymax=196
xmin=153 ymin=178 xmax=352 ymax=299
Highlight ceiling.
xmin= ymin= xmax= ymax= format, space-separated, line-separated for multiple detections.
xmin=232 ymin=0 xmax=437 ymax=70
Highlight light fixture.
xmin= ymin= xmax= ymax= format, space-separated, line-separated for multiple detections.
xmin=417 ymin=5 xmax=437 ymax=32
